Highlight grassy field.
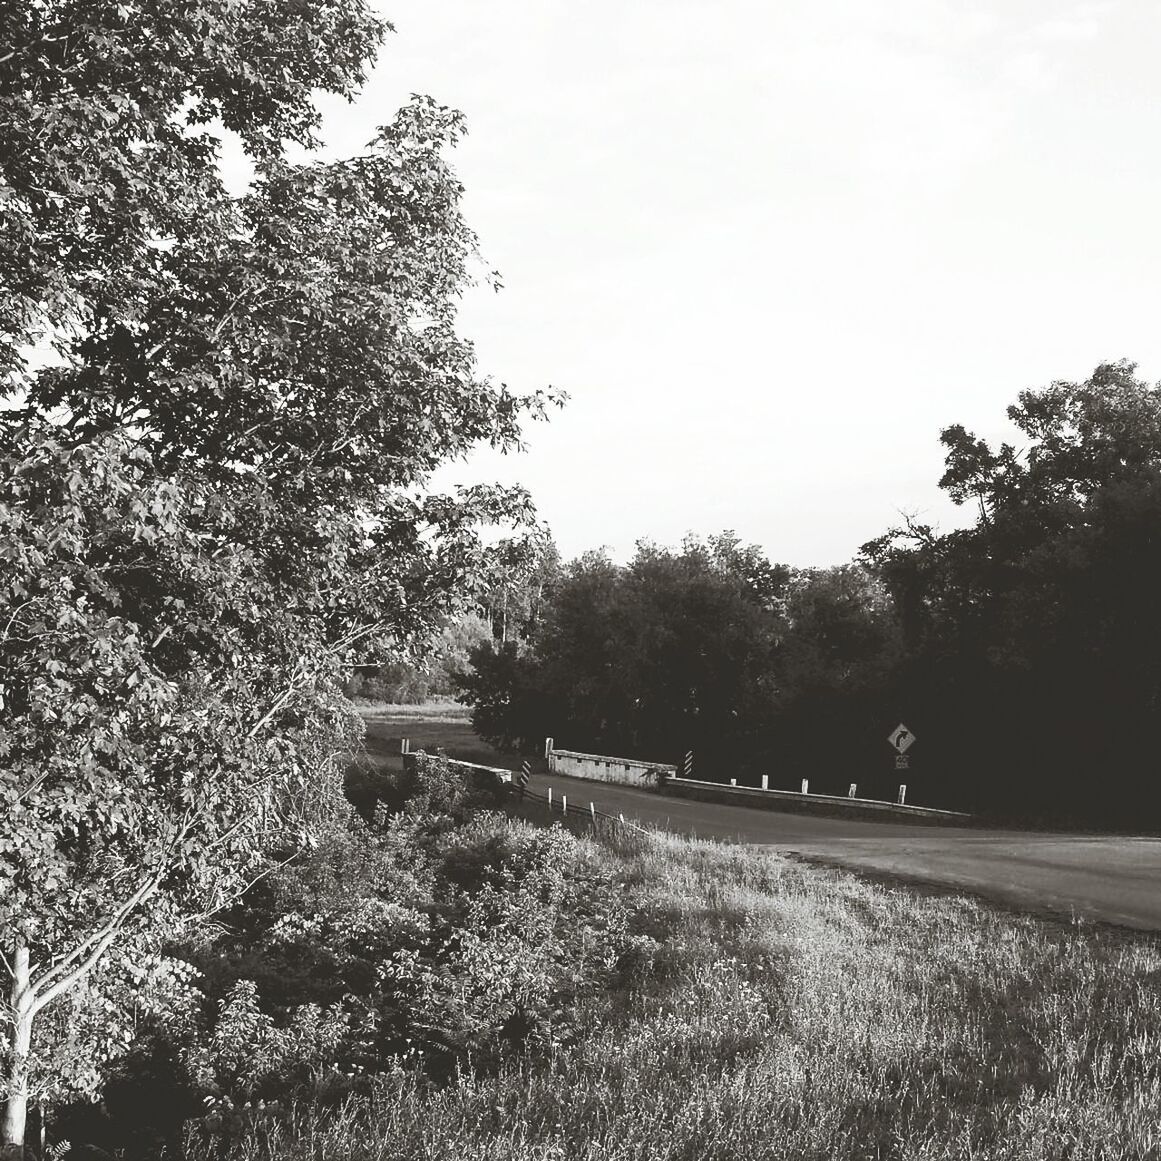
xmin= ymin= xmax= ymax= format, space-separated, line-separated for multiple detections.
xmin=355 ymin=703 xmax=517 ymax=770
xmin=191 ymin=818 xmax=1161 ymax=1160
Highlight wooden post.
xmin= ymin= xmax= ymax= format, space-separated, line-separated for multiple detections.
xmin=848 ymin=783 xmax=857 ymax=798
xmin=761 ymin=774 xmax=769 ymax=790
xmin=800 ymin=778 xmax=809 ymax=794
xmin=897 ymin=784 xmax=907 ymax=805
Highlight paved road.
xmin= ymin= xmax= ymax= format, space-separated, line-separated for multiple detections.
xmin=537 ymin=772 xmax=1161 ymax=932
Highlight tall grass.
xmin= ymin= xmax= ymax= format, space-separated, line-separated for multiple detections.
xmin=190 ymin=828 xmax=1161 ymax=1160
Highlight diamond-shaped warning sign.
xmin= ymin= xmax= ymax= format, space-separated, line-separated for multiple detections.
xmin=888 ymin=723 xmax=915 ymax=753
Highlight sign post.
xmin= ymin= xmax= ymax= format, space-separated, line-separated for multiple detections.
xmin=887 ymin=723 xmax=915 ymax=803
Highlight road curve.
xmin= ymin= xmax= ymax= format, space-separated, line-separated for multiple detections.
xmin=536 ymin=772 xmax=1161 ymax=932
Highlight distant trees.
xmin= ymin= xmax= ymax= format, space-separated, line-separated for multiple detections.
xmin=460 ymin=535 xmax=770 ymax=764
xmin=458 ymin=534 xmax=902 ymax=780
xmin=346 ymin=613 xmax=493 ymax=703
xmin=460 ymin=361 xmax=1161 ymax=824
xmin=1 ymin=2 xmax=553 ymax=1150
xmin=477 ymin=531 xmax=562 ymax=644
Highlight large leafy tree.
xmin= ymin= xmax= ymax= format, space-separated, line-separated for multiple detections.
xmin=0 ymin=2 xmax=552 ymax=1151
xmin=863 ymin=362 xmax=1161 ymax=819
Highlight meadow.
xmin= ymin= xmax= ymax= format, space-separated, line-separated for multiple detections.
xmin=186 ymin=799 xmax=1161 ymax=1160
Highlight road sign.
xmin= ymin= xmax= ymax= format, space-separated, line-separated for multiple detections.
xmin=888 ymin=723 xmax=915 ymax=753
xmin=895 ymin=754 xmax=910 ymax=771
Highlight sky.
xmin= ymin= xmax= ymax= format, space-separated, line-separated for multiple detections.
xmin=256 ymin=0 xmax=1161 ymax=567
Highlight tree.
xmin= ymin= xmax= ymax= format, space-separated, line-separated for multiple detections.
xmin=863 ymin=362 xmax=1161 ymax=819
xmin=460 ymin=535 xmax=792 ymax=768
xmin=478 ymin=530 xmax=562 ymax=644
xmin=1 ymin=3 xmax=554 ymax=1150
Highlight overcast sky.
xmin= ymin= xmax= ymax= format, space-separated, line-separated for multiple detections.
xmin=284 ymin=0 xmax=1161 ymax=567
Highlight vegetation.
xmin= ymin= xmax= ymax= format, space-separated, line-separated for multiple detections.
xmin=457 ymin=534 xmax=899 ymax=786
xmin=6 ymin=2 xmax=1161 ymax=1158
xmin=166 ymin=785 xmax=1161 ymax=1161
xmin=345 ymin=615 xmax=493 ymax=705
xmin=1 ymin=1 xmax=553 ymax=1151
xmin=9 ymin=750 xmax=1149 ymax=1160
xmin=865 ymin=361 xmax=1161 ymax=822
xmin=459 ymin=364 xmax=1161 ymax=823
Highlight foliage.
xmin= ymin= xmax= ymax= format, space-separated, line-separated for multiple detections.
xmin=62 ymin=757 xmax=638 ymax=1156
xmin=459 ymin=534 xmax=793 ymax=764
xmin=184 ymin=830 xmax=1161 ymax=1161
xmin=345 ymin=614 xmax=493 ymax=704
xmin=1 ymin=0 xmax=556 ymax=1145
xmin=863 ymin=361 xmax=1161 ymax=819
xmin=457 ymin=533 xmax=900 ymax=784
xmin=476 ymin=530 xmax=563 ymax=644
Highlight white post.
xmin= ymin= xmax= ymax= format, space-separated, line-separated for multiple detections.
xmin=548 ymin=787 xmax=553 ymax=810
xmin=800 ymin=778 xmax=809 ymax=795
xmin=897 ymin=784 xmax=907 ymax=805
xmin=562 ymin=794 xmax=568 ymax=815
xmin=761 ymin=774 xmax=769 ymax=790
xmin=848 ymin=783 xmax=857 ymax=798
xmin=544 ymin=736 xmax=554 ymax=758
xmin=400 ymin=737 xmax=410 ymax=755
xmin=729 ymin=778 xmax=736 ymax=787
xmin=590 ymin=801 xmax=597 ymax=824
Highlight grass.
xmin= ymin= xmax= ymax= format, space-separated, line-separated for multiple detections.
xmin=355 ymin=703 xmax=517 ymax=771
xmin=356 ymin=699 xmax=472 ymax=722
xmin=187 ymin=822 xmax=1161 ymax=1161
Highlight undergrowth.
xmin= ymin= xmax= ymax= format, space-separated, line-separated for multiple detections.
xmin=47 ymin=755 xmax=1160 ymax=1159
xmin=174 ymin=803 xmax=1161 ymax=1161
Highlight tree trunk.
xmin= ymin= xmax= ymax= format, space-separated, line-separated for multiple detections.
xmin=2 ymin=944 xmax=33 ymax=1160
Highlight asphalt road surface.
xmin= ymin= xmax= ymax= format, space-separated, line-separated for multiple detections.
xmin=537 ymin=772 xmax=1161 ymax=932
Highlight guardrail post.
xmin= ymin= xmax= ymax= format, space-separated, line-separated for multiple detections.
xmin=848 ymin=783 xmax=857 ymax=798
xmin=897 ymin=784 xmax=907 ymax=805
xmin=761 ymin=774 xmax=768 ymax=790
xmin=800 ymin=778 xmax=809 ymax=795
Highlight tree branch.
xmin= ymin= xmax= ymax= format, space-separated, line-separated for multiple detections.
xmin=30 ymin=869 xmax=164 ymax=1009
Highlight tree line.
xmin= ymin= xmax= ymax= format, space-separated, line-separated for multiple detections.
xmin=458 ymin=362 xmax=1161 ymax=826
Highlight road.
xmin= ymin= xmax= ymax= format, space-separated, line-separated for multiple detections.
xmin=536 ymin=772 xmax=1161 ymax=932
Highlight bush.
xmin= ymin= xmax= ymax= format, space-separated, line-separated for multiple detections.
xmin=97 ymin=756 xmax=638 ymax=1145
